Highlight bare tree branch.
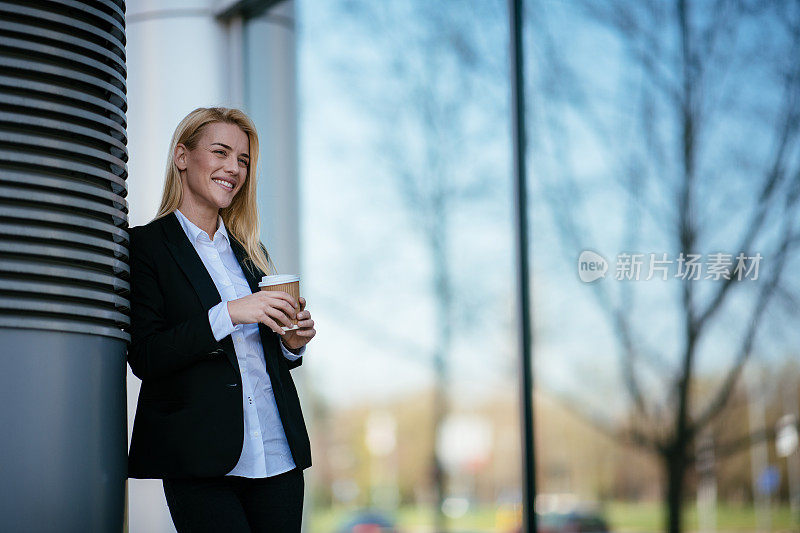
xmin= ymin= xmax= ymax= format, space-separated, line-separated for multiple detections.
xmin=693 ymin=30 xmax=800 ymax=337
xmin=693 ymin=420 xmax=800 ymax=462
xmin=691 ymin=210 xmax=799 ymax=434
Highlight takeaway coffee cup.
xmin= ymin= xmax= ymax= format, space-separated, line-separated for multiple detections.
xmin=258 ymin=274 xmax=301 ymax=331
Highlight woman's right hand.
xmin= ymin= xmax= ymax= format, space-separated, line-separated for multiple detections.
xmin=227 ymin=291 xmax=299 ymax=335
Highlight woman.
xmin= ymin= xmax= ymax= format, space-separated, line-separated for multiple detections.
xmin=127 ymin=107 xmax=315 ymax=532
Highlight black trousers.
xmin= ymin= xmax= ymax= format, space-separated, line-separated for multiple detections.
xmin=162 ymin=468 xmax=304 ymax=533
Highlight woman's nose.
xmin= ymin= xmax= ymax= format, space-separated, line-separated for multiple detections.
xmin=224 ymin=155 xmax=239 ymax=174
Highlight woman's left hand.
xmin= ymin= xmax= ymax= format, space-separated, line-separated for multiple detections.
xmin=280 ymin=297 xmax=316 ymax=352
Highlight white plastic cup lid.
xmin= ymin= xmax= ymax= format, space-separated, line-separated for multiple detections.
xmin=259 ymin=274 xmax=300 ymax=287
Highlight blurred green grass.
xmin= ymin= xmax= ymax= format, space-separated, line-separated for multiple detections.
xmin=608 ymin=501 xmax=797 ymax=532
xmin=310 ymin=505 xmax=501 ymax=533
xmin=310 ymin=502 xmax=798 ymax=533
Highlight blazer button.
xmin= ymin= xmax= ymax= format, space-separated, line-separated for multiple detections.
xmin=211 ymin=348 xmax=225 ymax=357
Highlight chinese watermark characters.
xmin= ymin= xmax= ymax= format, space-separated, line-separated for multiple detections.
xmin=578 ymin=251 xmax=762 ymax=283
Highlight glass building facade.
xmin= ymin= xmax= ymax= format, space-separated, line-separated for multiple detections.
xmin=119 ymin=0 xmax=800 ymax=531
xmin=298 ymin=1 xmax=800 ymax=532
xmin=299 ymin=2 xmax=521 ymax=530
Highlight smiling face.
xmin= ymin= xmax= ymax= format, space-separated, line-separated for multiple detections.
xmin=174 ymin=121 xmax=250 ymax=217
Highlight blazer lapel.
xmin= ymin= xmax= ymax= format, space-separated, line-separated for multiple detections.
xmin=228 ymin=236 xmax=261 ymax=294
xmin=159 ymin=212 xmax=239 ymax=368
xmin=160 ymin=212 xmax=221 ymax=311
xmin=228 ymin=236 xmax=283 ymax=380
xmin=158 ymin=212 xmax=281 ymax=379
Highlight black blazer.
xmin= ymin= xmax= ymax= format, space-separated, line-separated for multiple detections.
xmin=126 ymin=212 xmax=311 ymax=479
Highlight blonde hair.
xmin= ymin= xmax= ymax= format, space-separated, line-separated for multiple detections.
xmin=155 ymin=106 xmax=276 ymax=276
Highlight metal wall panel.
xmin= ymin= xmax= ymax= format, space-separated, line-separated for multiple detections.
xmin=0 ymin=0 xmax=129 ymax=339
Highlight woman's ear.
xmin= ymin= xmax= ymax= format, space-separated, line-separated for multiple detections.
xmin=174 ymin=143 xmax=188 ymax=171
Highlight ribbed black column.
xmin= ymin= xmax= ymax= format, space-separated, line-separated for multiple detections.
xmin=0 ymin=1 xmax=129 ymax=531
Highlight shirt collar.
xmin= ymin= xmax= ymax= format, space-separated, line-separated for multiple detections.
xmin=174 ymin=208 xmax=229 ymax=246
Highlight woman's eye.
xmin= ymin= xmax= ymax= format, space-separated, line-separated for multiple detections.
xmin=239 ymin=159 xmax=249 ymax=166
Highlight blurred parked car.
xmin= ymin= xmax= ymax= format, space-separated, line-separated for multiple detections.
xmin=336 ymin=509 xmax=397 ymax=533
xmin=537 ymin=511 xmax=610 ymax=533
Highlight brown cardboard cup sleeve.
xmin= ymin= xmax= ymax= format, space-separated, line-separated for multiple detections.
xmin=258 ymin=274 xmax=300 ymax=331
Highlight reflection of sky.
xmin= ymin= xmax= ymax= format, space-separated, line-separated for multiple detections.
xmin=528 ymin=0 xmax=800 ymax=412
xmin=298 ymin=0 xmax=799 ymax=413
xmin=298 ymin=0 xmax=515 ymax=407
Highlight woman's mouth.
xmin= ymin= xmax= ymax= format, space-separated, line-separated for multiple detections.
xmin=212 ymin=178 xmax=235 ymax=192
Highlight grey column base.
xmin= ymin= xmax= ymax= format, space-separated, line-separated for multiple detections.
xmin=0 ymin=327 xmax=127 ymax=533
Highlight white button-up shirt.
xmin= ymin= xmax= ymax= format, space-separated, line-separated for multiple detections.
xmin=174 ymin=209 xmax=304 ymax=478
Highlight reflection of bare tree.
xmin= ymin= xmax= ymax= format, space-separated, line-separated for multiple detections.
xmin=531 ymin=1 xmax=800 ymax=531
xmin=333 ymin=1 xmax=505 ymax=530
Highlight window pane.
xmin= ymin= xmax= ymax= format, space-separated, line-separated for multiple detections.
xmin=298 ymin=1 xmax=521 ymax=531
xmin=529 ymin=2 xmax=800 ymax=532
